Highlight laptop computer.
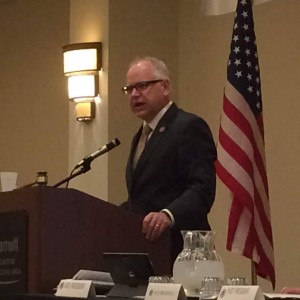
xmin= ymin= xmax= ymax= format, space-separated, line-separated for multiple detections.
xmin=102 ymin=252 xmax=155 ymax=297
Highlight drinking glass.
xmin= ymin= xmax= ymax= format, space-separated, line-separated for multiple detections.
xmin=226 ymin=277 xmax=248 ymax=285
xmin=200 ymin=277 xmax=223 ymax=299
xmin=148 ymin=276 xmax=174 ymax=283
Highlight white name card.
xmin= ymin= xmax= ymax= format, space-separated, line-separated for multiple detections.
xmin=218 ymin=285 xmax=264 ymax=300
xmin=145 ymin=283 xmax=186 ymax=300
xmin=0 ymin=172 xmax=17 ymax=192
xmin=55 ymin=279 xmax=96 ymax=298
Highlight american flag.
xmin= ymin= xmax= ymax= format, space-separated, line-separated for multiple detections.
xmin=215 ymin=0 xmax=275 ymax=288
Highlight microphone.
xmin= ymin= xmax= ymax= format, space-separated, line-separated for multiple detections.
xmin=74 ymin=138 xmax=121 ymax=169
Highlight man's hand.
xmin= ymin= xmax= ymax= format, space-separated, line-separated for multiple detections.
xmin=142 ymin=211 xmax=172 ymax=241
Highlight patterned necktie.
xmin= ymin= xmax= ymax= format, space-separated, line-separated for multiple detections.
xmin=133 ymin=124 xmax=152 ymax=169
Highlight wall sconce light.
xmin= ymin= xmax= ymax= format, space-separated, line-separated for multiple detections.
xmin=62 ymin=42 xmax=102 ymax=122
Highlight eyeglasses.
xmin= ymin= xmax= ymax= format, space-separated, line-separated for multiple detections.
xmin=121 ymin=79 xmax=163 ymax=95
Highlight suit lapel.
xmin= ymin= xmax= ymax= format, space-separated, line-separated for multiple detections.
xmin=132 ymin=103 xmax=179 ymax=180
xmin=126 ymin=126 xmax=142 ymax=190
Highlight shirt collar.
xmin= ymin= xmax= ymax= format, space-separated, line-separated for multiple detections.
xmin=143 ymin=101 xmax=173 ymax=131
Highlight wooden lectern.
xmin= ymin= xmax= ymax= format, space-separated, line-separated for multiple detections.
xmin=0 ymin=187 xmax=171 ymax=293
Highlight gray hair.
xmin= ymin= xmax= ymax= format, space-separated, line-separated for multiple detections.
xmin=128 ymin=56 xmax=171 ymax=81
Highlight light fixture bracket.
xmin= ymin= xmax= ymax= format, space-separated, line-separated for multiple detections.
xmin=75 ymin=102 xmax=96 ymax=122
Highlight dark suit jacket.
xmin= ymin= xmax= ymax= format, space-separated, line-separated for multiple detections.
xmin=123 ymin=103 xmax=217 ymax=260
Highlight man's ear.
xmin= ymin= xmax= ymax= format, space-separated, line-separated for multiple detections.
xmin=162 ymin=79 xmax=171 ymax=96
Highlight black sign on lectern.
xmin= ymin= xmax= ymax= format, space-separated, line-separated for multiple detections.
xmin=0 ymin=211 xmax=27 ymax=294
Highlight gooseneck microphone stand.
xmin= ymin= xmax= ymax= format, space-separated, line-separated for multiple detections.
xmin=52 ymin=161 xmax=91 ymax=188
xmin=52 ymin=138 xmax=121 ymax=188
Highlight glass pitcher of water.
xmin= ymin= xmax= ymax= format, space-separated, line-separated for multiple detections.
xmin=173 ymin=230 xmax=224 ymax=297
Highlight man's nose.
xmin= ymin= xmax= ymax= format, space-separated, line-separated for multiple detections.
xmin=131 ymin=87 xmax=140 ymax=96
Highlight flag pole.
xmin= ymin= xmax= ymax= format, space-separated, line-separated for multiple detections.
xmin=251 ymin=261 xmax=257 ymax=285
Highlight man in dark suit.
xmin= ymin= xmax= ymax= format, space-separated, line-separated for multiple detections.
xmin=121 ymin=57 xmax=217 ymax=261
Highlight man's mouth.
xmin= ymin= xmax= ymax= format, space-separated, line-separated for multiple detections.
xmin=134 ymin=102 xmax=146 ymax=110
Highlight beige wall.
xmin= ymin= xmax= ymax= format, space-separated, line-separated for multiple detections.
xmin=0 ymin=0 xmax=69 ymax=186
xmin=1 ymin=0 xmax=300 ymax=294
